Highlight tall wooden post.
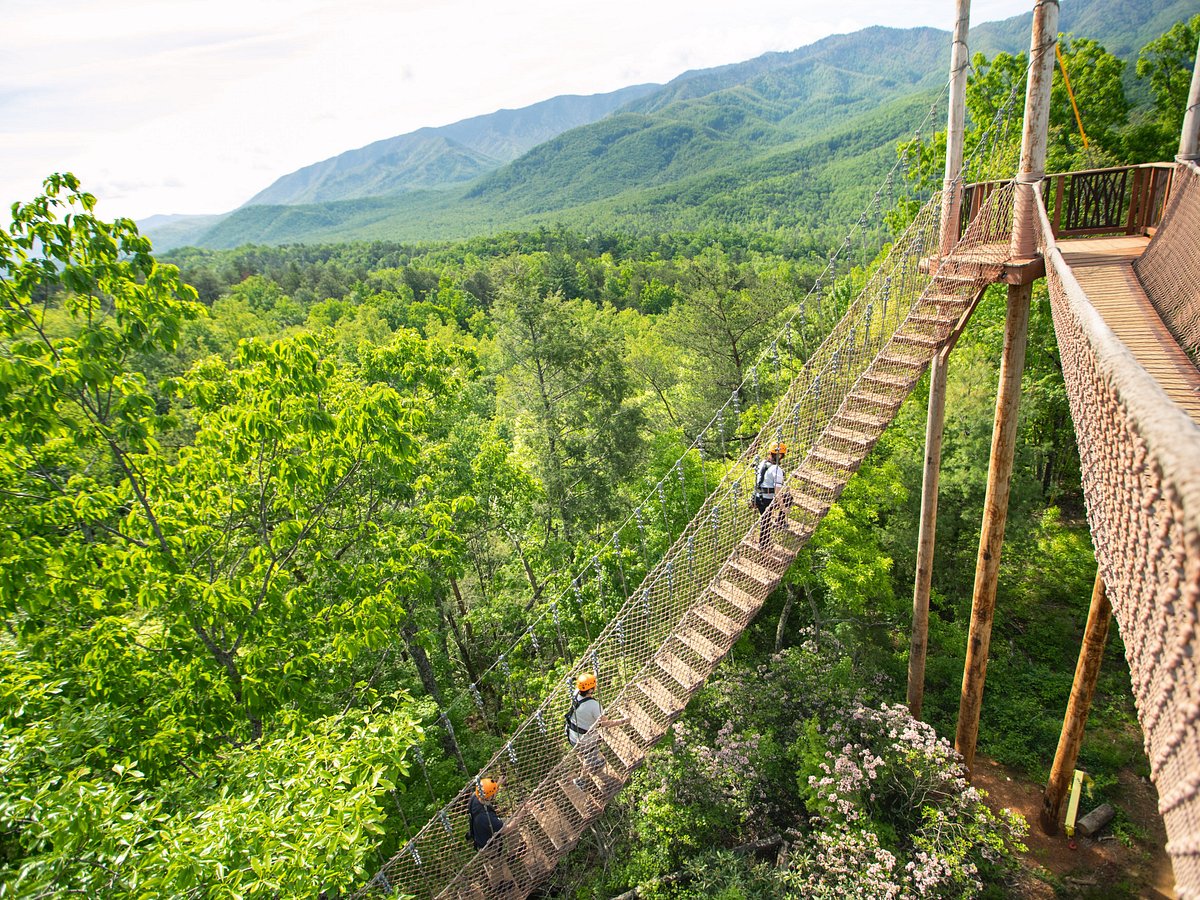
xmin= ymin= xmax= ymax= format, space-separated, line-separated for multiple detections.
xmin=908 ymin=354 xmax=947 ymax=718
xmin=955 ymin=0 xmax=1058 ymax=774
xmin=1040 ymin=572 xmax=1112 ymax=834
xmin=907 ymin=0 xmax=971 ymax=720
xmin=1178 ymin=31 xmax=1200 ymax=162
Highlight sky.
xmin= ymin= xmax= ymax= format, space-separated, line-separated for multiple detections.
xmin=1 ymin=0 xmax=1036 ymax=222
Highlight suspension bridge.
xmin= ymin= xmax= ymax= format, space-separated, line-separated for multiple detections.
xmin=352 ymin=7 xmax=1200 ymax=898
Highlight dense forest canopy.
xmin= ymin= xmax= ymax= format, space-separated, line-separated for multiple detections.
xmin=2 ymin=14 xmax=1198 ymax=899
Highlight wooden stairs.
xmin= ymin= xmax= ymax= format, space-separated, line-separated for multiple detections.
xmin=436 ymin=274 xmax=992 ymax=900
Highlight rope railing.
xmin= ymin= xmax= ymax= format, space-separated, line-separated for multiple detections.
xmin=353 ymin=172 xmax=1019 ymax=899
xmin=1037 ymin=170 xmax=1200 ymax=899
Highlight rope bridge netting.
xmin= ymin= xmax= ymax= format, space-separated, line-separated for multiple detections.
xmin=1037 ymin=162 xmax=1200 ymax=898
xmin=1133 ymin=162 xmax=1200 ymax=366
xmin=352 ymin=169 xmax=1018 ymax=898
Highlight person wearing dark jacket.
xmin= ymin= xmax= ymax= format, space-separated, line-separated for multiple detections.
xmin=468 ymin=777 xmax=504 ymax=850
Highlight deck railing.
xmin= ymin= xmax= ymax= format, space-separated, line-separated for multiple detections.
xmin=961 ymin=162 xmax=1175 ymax=239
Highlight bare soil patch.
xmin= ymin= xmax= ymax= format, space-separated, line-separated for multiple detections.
xmin=972 ymin=756 xmax=1176 ymax=899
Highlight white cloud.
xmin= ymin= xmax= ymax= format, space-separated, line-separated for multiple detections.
xmin=2 ymin=0 xmax=1035 ymax=221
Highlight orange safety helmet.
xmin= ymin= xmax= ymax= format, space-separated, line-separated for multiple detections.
xmin=769 ymin=442 xmax=788 ymax=457
xmin=576 ymin=671 xmax=597 ymax=693
xmin=476 ymin=777 xmax=500 ymax=802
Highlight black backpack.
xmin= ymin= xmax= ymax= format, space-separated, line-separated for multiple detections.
xmin=564 ymin=691 xmax=590 ymax=741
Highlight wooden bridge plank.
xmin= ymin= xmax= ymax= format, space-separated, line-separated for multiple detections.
xmin=1059 ymin=236 xmax=1200 ymax=423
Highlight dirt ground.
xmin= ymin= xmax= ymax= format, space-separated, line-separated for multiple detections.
xmin=972 ymin=756 xmax=1176 ymax=899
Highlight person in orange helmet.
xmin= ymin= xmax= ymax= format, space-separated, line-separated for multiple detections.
xmin=468 ymin=777 xmax=504 ymax=850
xmin=752 ymin=442 xmax=788 ymax=547
xmin=565 ymin=671 xmax=627 ymax=750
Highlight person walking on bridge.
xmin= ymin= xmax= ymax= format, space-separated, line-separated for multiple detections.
xmin=468 ymin=777 xmax=504 ymax=850
xmin=565 ymin=672 xmax=627 ymax=758
xmin=752 ymin=442 xmax=788 ymax=548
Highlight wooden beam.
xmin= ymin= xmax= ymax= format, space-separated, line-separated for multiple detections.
xmin=954 ymin=280 xmax=1033 ymax=772
xmin=907 ymin=351 xmax=948 ymax=719
xmin=1178 ymin=30 xmax=1200 ymax=162
xmin=909 ymin=0 xmax=972 ymax=720
xmin=956 ymin=0 xmax=1057 ymax=776
xmin=1040 ymin=572 xmax=1112 ymax=834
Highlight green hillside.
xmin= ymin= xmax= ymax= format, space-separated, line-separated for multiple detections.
xmin=162 ymin=0 xmax=1198 ymax=251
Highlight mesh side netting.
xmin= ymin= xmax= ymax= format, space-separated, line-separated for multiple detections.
xmin=350 ymin=180 xmax=1017 ymax=900
xmin=1134 ymin=161 xmax=1200 ymax=366
xmin=1037 ymin=173 xmax=1200 ymax=899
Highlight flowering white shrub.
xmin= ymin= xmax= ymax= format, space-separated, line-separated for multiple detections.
xmin=785 ymin=703 xmax=1026 ymax=899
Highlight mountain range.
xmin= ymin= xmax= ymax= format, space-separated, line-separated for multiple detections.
xmin=143 ymin=0 xmax=1196 ymax=252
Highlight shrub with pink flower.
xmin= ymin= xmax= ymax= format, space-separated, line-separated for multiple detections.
xmin=787 ymin=703 xmax=1026 ymax=898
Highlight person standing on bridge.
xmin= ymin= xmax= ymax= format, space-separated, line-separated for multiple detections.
xmin=752 ymin=442 xmax=788 ymax=548
xmin=565 ymin=672 xmax=627 ymax=763
xmin=468 ymin=777 xmax=504 ymax=850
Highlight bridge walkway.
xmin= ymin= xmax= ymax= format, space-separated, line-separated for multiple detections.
xmin=1058 ymin=234 xmax=1200 ymax=422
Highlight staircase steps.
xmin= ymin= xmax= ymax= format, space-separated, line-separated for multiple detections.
xmin=922 ymin=289 xmax=972 ymax=309
xmin=852 ymin=388 xmax=903 ymax=413
xmin=727 ymin=554 xmax=778 ymax=589
xmin=655 ymin=649 xmax=704 ymax=692
xmin=809 ymin=444 xmax=861 ymax=470
xmin=671 ymin=625 xmax=726 ymax=664
xmin=516 ymin=828 xmax=553 ymax=879
xmin=429 ymin=241 xmax=986 ymax=900
xmin=709 ymin=579 xmax=758 ymax=616
xmin=636 ymin=676 xmax=682 ymax=718
xmin=599 ymin=723 xmax=642 ymax=771
xmin=483 ymin=860 xmax=517 ymax=891
xmin=904 ymin=313 xmax=948 ymax=329
xmin=860 ymin=369 xmax=913 ymax=390
xmin=528 ymin=801 xmax=573 ymax=852
xmin=558 ymin=779 xmax=602 ymax=818
xmin=622 ymin=699 xmax=660 ymax=744
xmin=835 ymin=408 xmax=891 ymax=431
xmin=825 ymin=424 xmax=874 ymax=451
xmin=736 ymin=540 xmax=793 ymax=573
xmin=790 ymin=491 xmax=830 ymax=519
xmin=892 ymin=331 xmax=942 ymax=350
xmin=876 ymin=350 xmax=927 ymax=371
xmin=793 ymin=464 xmax=841 ymax=494
xmin=689 ymin=602 xmax=740 ymax=640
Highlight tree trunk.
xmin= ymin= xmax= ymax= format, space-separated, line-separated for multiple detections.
xmin=775 ymin=583 xmax=798 ymax=652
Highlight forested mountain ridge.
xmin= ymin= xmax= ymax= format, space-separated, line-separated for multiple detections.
xmin=242 ymin=84 xmax=661 ymax=207
xmin=146 ymin=0 xmax=1197 ymax=252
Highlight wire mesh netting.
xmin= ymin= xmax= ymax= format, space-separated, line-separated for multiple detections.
xmin=1037 ymin=168 xmax=1200 ymax=899
xmin=350 ymin=172 xmax=1019 ymax=898
xmin=1134 ymin=162 xmax=1200 ymax=366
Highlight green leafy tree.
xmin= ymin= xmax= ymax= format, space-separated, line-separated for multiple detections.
xmin=490 ymin=258 xmax=643 ymax=543
xmin=1127 ymin=14 xmax=1200 ymax=160
xmin=0 ymin=176 xmax=438 ymax=896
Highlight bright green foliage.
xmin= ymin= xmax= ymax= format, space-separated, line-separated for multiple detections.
xmin=1050 ymin=35 xmax=1130 ymax=164
xmin=1128 ymin=14 xmax=1200 ymax=160
xmin=0 ymin=176 xmax=449 ymax=896
xmin=490 ymin=256 xmax=643 ymax=543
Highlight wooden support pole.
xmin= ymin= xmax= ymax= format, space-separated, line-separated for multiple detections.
xmin=1040 ymin=572 xmax=1112 ymax=834
xmin=955 ymin=281 xmax=1033 ymax=771
xmin=907 ymin=0 xmax=971 ymax=720
xmin=908 ymin=351 xmax=948 ymax=719
xmin=939 ymin=0 xmax=972 ymax=256
xmin=955 ymin=0 xmax=1058 ymax=776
